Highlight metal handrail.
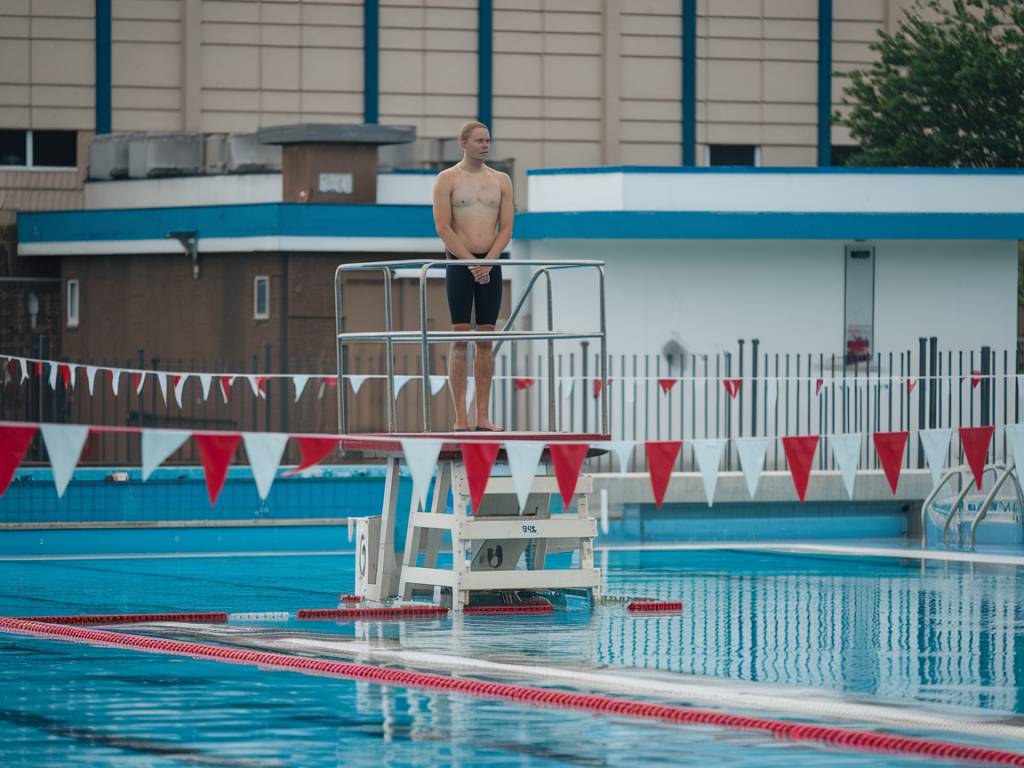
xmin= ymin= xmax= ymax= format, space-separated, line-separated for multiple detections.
xmin=968 ymin=463 xmax=1024 ymax=549
xmin=920 ymin=467 xmax=962 ymax=547
xmin=941 ymin=465 xmax=1001 ymax=546
xmin=335 ymin=258 xmax=607 ymax=434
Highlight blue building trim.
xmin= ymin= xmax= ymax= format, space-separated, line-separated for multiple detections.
xmin=817 ymin=0 xmax=833 ymax=166
xmin=95 ymin=0 xmax=112 ymax=134
xmin=17 ymin=204 xmax=437 ymax=244
xmin=682 ymin=0 xmax=697 ymax=166
xmin=527 ymin=165 xmax=1024 ymax=176
xmin=478 ymin=0 xmax=493 ymax=127
xmin=515 ymin=211 xmax=1024 ymax=240
xmin=363 ymin=0 xmax=380 ymax=124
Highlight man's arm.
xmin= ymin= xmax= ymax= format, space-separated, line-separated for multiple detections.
xmin=485 ymin=173 xmax=514 ymax=260
xmin=432 ymin=173 xmax=475 ymax=260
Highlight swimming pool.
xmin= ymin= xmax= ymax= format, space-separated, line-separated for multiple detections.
xmin=0 ymin=544 xmax=1022 ymax=766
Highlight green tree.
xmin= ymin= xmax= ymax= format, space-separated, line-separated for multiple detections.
xmin=835 ymin=0 xmax=1024 ymax=167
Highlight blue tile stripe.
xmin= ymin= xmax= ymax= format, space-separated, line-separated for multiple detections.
xmin=682 ymin=0 xmax=697 ymax=166
xmin=95 ymin=0 xmax=112 ymax=134
xmin=818 ymin=0 xmax=833 ymax=166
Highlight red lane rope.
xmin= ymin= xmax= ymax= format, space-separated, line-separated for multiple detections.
xmin=338 ymin=595 xmax=362 ymax=604
xmin=1 ymin=616 xmax=1022 ymax=766
xmin=15 ymin=612 xmax=228 ymax=625
xmin=626 ymin=601 xmax=683 ymax=613
xmin=463 ymin=605 xmax=554 ymax=615
xmin=297 ymin=607 xmax=448 ymax=621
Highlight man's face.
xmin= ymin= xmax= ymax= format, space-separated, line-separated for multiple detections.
xmin=462 ymin=128 xmax=490 ymax=161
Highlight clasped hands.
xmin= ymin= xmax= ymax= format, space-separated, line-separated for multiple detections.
xmin=469 ymin=262 xmax=492 ymax=284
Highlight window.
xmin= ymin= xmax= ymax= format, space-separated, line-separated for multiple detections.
xmin=67 ymin=279 xmax=79 ymax=328
xmin=831 ymin=145 xmax=861 ymax=167
xmin=0 ymin=129 xmax=77 ymax=168
xmin=254 ymin=276 xmax=270 ymax=319
xmin=707 ymin=144 xmax=759 ymax=167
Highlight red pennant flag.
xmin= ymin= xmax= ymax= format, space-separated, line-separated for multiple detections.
xmin=514 ymin=377 xmax=535 ymax=391
xmin=815 ymin=378 xmax=823 ymax=397
xmin=645 ymin=440 xmax=681 ymax=509
xmin=657 ymin=378 xmax=677 ymax=394
xmin=723 ymin=379 xmax=741 ymax=399
xmin=59 ymin=364 xmax=72 ymax=387
xmin=461 ymin=442 xmax=500 ymax=514
xmin=906 ymin=378 xmax=916 ymax=393
xmin=172 ymin=374 xmax=182 ymax=387
xmin=782 ymin=435 xmax=818 ymax=503
xmin=220 ymin=376 xmax=232 ymax=401
xmin=550 ymin=443 xmax=590 ymax=510
xmin=33 ymin=361 xmax=42 ymax=376
xmin=970 ymin=370 xmax=983 ymax=389
xmin=131 ymin=372 xmax=143 ymax=394
xmin=593 ymin=379 xmax=602 ymax=398
xmin=873 ymin=431 xmax=909 ymax=494
xmin=0 ymin=424 xmax=37 ymax=497
xmin=288 ymin=436 xmax=341 ymax=474
xmin=322 ymin=376 xmax=337 ymax=387
xmin=255 ymin=376 xmax=270 ymax=396
xmin=960 ymin=425 xmax=994 ymax=490
xmin=194 ymin=433 xmax=240 ymax=506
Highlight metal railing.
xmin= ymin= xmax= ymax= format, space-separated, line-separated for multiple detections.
xmin=333 ymin=258 xmax=607 ymax=434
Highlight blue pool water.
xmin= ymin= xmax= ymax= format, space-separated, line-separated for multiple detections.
xmin=0 ymin=546 xmax=1022 ymax=766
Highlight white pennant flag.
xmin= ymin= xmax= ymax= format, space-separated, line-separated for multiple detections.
xmin=595 ymin=440 xmax=635 ymax=473
xmin=765 ymin=379 xmax=778 ymax=411
xmin=400 ymin=438 xmax=443 ymax=512
xmin=292 ymin=375 xmax=309 ymax=401
xmin=66 ymin=365 xmax=76 ymax=390
xmin=135 ymin=372 xmax=147 ymax=395
xmin=110 ymin=368 xmax=122 ymax=396
xmin=429 ymin=375 xmax=448 ymax=396
xmin=1006 ymin=424 xmax=1024 ymax=472
xmin=198 ymin=373 xmax=213 ymax=401
xmin=40 ymin=424 xmax=89 ymax=498
xmin=623 ymin=378 xmax=635 ymax=404
xmin=156 ymin=372 xmax=168 ymax=404
xmin=18 ymin=358 xmax=28 ymax=384
xmin=142 ymin=428 xmax=190 ymax=481
xmin=691 ymin=438 xmax=725 ymax=507
xmin=559 ymin=377 xmax=576 ymax=401
xmin=349 ymin=374 xmax=369 ymax=394
xmin=85 ymin=366 xmax=98 ymax=395
xmin=242 ymin=432 xmax=289 ymax=501
xmin=919 ymin=428 xmax=953 ymax=487
xmin=48 ymin=362 xmax=58 ymax=390
xmin=246 ymin=375 xmax=260 ymax=398
xmin=830 ymin=433 xmax=862 ymax=500
xmin=173 ymin=374 xmax=188 ymax=408
xmin=735 ymin=437 xmax=770 ymax=498
xmin=393 ymin=375 xmax=413 ymax=400
xmin=465 ymin=376 xmax=476 ymax=411
xmin=505 ymin=440 xmax=545 ymax=512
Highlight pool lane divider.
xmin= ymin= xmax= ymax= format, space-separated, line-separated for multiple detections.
xmin=297 ymin=606 xmax=448 ymax=621
xmin=463 ymin=604 xmax=553 ymax=615
xmin=626 ymin=601 xmax=683 ymax=613
xmin=15 ymin=612 xmax=228 ymax=625
xmin=1 ymin=616 xmax=1022 ymax=767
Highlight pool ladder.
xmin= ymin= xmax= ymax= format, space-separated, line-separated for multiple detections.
xmin=921 ymin=462 xmax=1024 ymax=550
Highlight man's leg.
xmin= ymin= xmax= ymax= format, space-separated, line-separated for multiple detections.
xmin=449 ymin=324 xmax=471 ymax=430
xmin=473 ymin=325 xmax=502 ymax=431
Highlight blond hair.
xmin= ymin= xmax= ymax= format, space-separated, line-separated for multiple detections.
xmin=458 ymin=121 xmax=489 ymax=142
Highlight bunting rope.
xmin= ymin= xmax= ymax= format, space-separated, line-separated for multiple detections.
xmin=0 ymin=419 xmax=1019 ymax=511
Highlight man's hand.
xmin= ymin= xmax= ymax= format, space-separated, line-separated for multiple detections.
xmin=470 ymin=263 xmax=492 ymax=283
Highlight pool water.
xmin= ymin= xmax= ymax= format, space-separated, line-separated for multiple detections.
xmin=0 ymin=546 xmax=1021 ymax=766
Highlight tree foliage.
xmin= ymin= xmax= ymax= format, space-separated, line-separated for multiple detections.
xmin=835 ymin=0 xmax=1024 ymax=167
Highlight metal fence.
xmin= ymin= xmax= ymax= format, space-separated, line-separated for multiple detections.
xmin=1 ymin=339 xmax=1020 ymax=472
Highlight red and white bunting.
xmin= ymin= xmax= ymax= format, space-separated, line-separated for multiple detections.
xmin=0 ymin=424 xmax=37 ymax=496
xmin=61 ymin=364 xmax=74 ymax=390
xmin=292 ymin=374 xmax=310 ymax=401
xmin=873 ymin=431 xmax=909 ymax=494
xmin=504 ymin=440 xmax=545 ymax=512
xmin=288 ymin=436 xmax=341 ymax=475
xmin=400 ymin=438 xmax=443 ymax=512
xmin=393 ymin=375 xmax=414 ymax=400
xmin=815 ymin=378 xmax=824 ymax=397
xmin=735 ymin=437 xmax=770 ymax=498
xmin=765 ymin=379 xmax=778 ymax=410
xmin=906 ymin=378 xmax=917 ymax=393
xmin=173 ymin=374 xmax=188 ymax=408
xmin=1006 ymin=424 xmax=1024 ymax=472
xmin=349 ymin=375 xmax=369 ymax=395
xmin=723 ymin=379 xmax=741 ymax=400
xmin=85 ymin=366 xmax=98 ymax=396
xmin=550 ymin=443 xmax=589 ymax=511
xmin=782 ymin=435 xmax=818 ymax=503
xmin=18 ymin=358 xmax=28 ymax=384
xmin=40 ymin=424 xmax=89 ymax=498
xmin=244 ymin=375 xmax=260 ymax=398
xmin=156 ymin=372 xmax=168 ymax=404
xmin=198 ymin=373 xmax=213 ymax=401
xmin=242 ymin=432 xmax=289 ymax=501
xmin=429 ymin=375 xmax=448 ymax=396
xmin=110 ymin=369 xmax=122 ymax=397
xmin=132 ymin=371 xmax=146 ymax=396
xmin=141 ymin=428 xmax=190 ymax=481
xmin=644 ymin=441 xmax=680 ymax=508
xmin=595 ymin=440 xmax=635 ymax=473
xmin=514 ymin=377 xmax=534 ymax=391
xmin=829 ymin=433 xmax=862 ymax=500
xmin=219 ymin=376 xmax=232 ymax=403
xmin=919 ymin=428 xmax=952 ymax=487
xmin=48 ymin=363 xmax=58 ymax=390
xmin=960 ymin=426 xmax=994 ymax=490
xmin=691 ymin=438 xmax=725 ymax=507
xmin=657 ymin=378 xmax=676 ymax=395
xmin=461 ymin=441 xmax=500 ymax=514
xmin=559 ymin=377 xmax=576 ymax=401
xmin=194 ymin=433 xmax=240 ymax=506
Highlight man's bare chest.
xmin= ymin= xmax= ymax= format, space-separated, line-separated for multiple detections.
xmin=451 ymin=178 xmax=501 ymax=209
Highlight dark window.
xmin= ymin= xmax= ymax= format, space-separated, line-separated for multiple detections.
xmin=32 ymin=130 xmax=77 ymax=167
xmin=709 ymin=144 xmax=757 ymax=166
xmin=831 ymin=145 xmax=861 ymax=167
xmin=0 ymin=129 xmax=27 ymax=166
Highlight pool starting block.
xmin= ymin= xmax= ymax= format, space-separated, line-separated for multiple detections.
xmin=349 ymin=434 xmax=604 ymax=611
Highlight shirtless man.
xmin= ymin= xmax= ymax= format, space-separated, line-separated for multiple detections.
xmin=432 ymin=121 xmax=514 ymax=431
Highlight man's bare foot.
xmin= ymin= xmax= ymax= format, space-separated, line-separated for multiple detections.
xmin=475 ymin=419 xmax=504 ymax=432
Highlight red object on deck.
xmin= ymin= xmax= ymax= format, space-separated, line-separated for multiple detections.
xmin=338 ymin=594 xmax=362 ymax=603
xmin=463 ymin=604 xmax=554 ymax=615
xmin=626 ymin=601 xmax=683 ymax=613
xmin=15 ymin=612 xmax=228 ymax=625
xmin=297 ymin=606 xmax=448 ymax=621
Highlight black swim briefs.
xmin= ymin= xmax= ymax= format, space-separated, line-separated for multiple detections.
xmin=445 ymin=252 xmax=504 ymax=326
